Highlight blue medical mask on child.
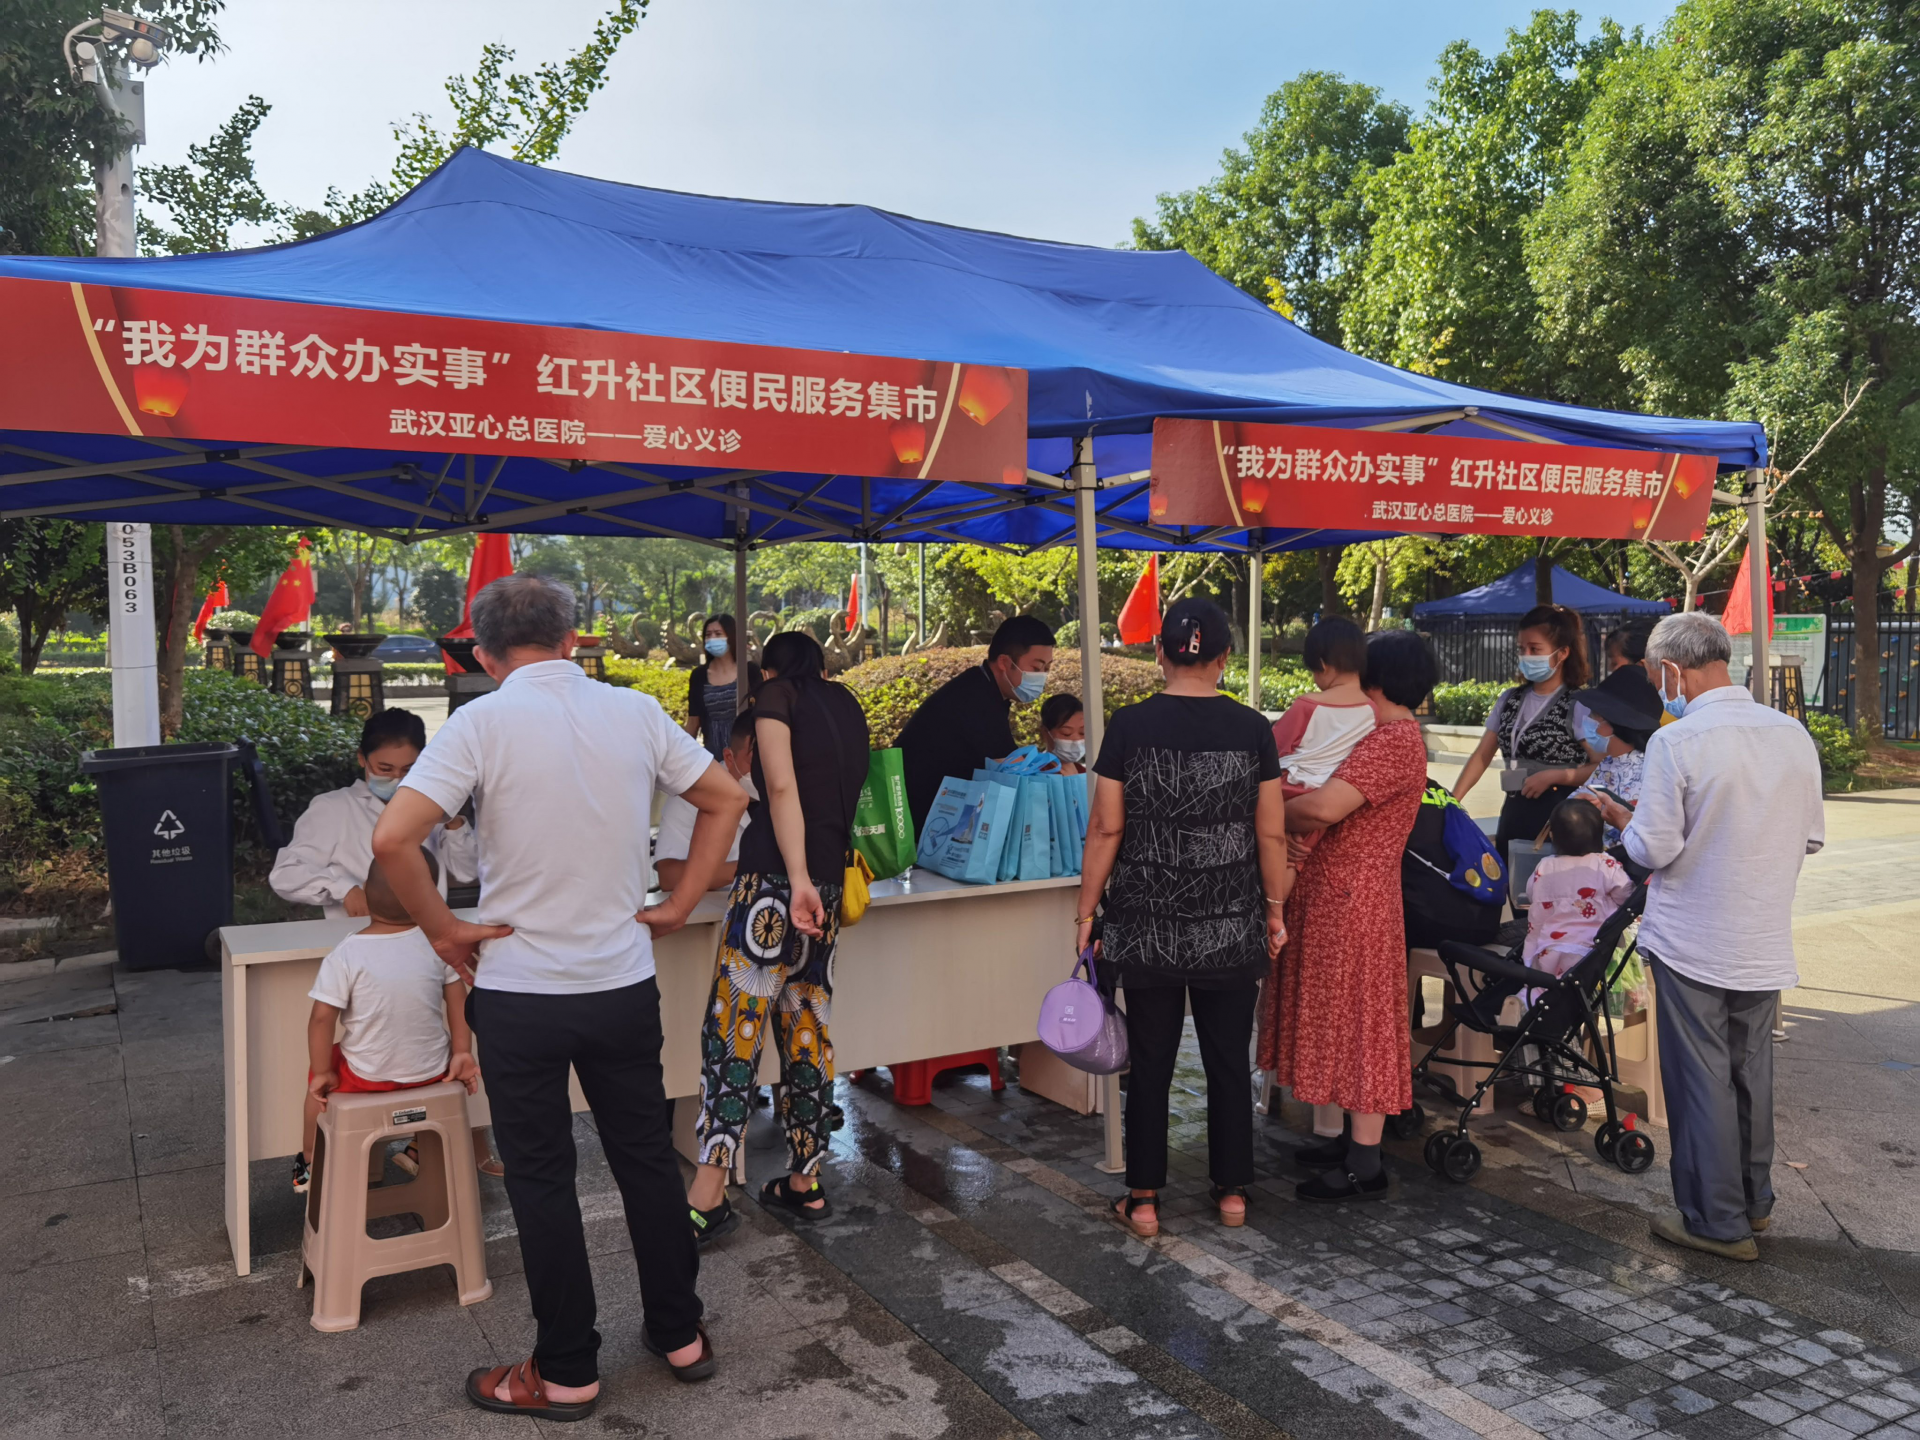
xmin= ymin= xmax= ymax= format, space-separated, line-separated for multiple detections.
xmin=1517 ymin=654 xmax=1558 ymax=683
xmin=1013 ymin=669 xmax=1047 ymax=703
xmin=1579 ymin=715 xmax=1604 ymax=749
xmin=366 ymin=774 xmax=400 ymax=802
xmin=704 ymin=637 xmax=728 ymax=658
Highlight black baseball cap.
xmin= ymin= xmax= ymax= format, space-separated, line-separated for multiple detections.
xmin=1161 ymin=597 xmax=1232 ymax=664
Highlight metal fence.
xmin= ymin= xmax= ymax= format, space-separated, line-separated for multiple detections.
xmin=1818 ymin=615 xmax=1920 ymax=740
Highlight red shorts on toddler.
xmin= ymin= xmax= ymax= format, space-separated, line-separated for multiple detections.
xmin=311 ymin=1043 xmax=446 ymax=1094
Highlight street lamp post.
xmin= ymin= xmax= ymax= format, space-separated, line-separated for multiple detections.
xmin=66 ymin=10 xmax=169 ymax=747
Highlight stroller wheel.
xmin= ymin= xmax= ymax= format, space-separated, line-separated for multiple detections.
xmin=1550 ymin=1092 xmax=1589 ymax=1132
xmin=1441 ymin=1134 xmax=1481 ymax=1184
xmin=1386 ymin=1103 xmax=1425 ymax=1141
xmin=1423 ymin=1130 xmax=1452 ymax=1174
xmin=1530 ymin=1087 xmax=1556 ymax=1123
xmin=1594 ymin=1120 xmax=1622 ymax=1161
xmin=1615 ymin=1130 xmax=1656 ymax=1175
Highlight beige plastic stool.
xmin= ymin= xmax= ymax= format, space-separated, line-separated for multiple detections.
xmin=298 ymin=1081 xmax=491 ymax=1332
xmin=1408 ymin=947 xmax=1501 ymax=1101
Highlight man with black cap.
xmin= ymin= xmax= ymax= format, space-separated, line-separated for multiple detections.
xmin=1570 ymin=662 xmax=1665 ymax=851
xmin=898 ymin=614 xmax=1055 ymax=832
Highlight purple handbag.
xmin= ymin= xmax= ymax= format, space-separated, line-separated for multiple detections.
xmin=1036 ymin=947 xmax=1129 ymax=1074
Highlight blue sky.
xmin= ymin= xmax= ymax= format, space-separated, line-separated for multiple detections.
xmin=144 ymin=0 xmax=1680 ymax=249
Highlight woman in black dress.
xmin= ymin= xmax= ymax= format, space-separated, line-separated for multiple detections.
xmin=684 ymin=614 xmax=761 ymax=761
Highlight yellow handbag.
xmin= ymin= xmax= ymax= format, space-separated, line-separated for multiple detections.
xmin=840 ymin=849 xmax=874 ymax=927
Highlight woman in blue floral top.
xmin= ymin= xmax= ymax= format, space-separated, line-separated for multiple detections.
xmin=1571 ymin=664 xmax=1664 ymax=847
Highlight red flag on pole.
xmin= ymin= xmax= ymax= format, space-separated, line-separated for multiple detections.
xmin=1116 ymin=556 xmax=1161 ymax=645
xmin=249 ymin=544 xmax=315 ymax=657
xmin=442 ymin=533 xmax=515 ymax=671
xmin=845 ymin=574 xmax=860 ymax=635
xmin=1723 ymin=542 xmax=1772 ymax=635
xmin=192 ymin=580 xmax=229 ymax=643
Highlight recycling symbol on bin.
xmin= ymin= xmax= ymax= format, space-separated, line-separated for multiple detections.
xmin=153 ymin=810 xmax=186 ymax=840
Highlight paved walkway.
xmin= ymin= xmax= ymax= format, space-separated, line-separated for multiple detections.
xmin=2 ymin=789 xmax=1917 ymax=1438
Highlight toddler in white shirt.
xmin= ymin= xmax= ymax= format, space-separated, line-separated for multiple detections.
xmin=1524 ymin=799 xmax=1635 ymax=981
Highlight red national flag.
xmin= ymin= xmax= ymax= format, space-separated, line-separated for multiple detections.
xmin=1723 ymin=543 xmax=1773 ymax=635
xmin=845 ymin=574 xmax=861 ymax=635
xmin=1117 ymin=556 xmax=1161 ymax=645
xmin=442 ymin=533 xmax=515 ymax=671
xmin=192 ymin=580 xmax=229 ymax=643
xmin=250 ymin=545 xmax=315 ymax=657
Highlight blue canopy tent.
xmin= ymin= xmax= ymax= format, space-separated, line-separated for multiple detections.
xmin=1413 ymin=561 xmax=1671 ymax=618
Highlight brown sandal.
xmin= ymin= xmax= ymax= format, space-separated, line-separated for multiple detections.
xmin=1211 ymin=1185 xmax=1248 ymax=1227
xmin=464 ymin=1357 xmax=597 ymax=1422
xmin=1112 ymin=1192 xmax=1159 ymax=1238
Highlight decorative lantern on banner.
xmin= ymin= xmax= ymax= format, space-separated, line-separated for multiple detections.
xmin=323 ymin=632 xmax=386 ymax=719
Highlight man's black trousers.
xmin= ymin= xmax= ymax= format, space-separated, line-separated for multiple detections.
xmin=470 ymin=978 xmax=700 ymax=1386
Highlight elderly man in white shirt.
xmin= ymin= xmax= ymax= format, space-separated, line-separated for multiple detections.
xmin=373 ymin=574 xmax=748 ymax=1420
xmin=1615 ymin=611 xmax=1823 ymax=1263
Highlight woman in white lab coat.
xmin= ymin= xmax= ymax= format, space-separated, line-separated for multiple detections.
xmin=270 ymin=708 xmax=478 ymax=917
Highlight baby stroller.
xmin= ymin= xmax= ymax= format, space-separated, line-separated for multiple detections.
xmin=1413 ymin=881 xmax=1658 ymax=1183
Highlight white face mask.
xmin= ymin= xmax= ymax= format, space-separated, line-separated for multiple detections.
xmin=366 ymin=774 xmax=400 ymax=802
xmin=1053 ymin=739 xmax=1086 ymax=763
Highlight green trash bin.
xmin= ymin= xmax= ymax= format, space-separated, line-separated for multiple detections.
xmin=81 ymin=742 xmax=240 ymax=970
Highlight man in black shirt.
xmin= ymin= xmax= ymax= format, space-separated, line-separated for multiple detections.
xmin=899 ymin=615 xmax=1056 ymax=831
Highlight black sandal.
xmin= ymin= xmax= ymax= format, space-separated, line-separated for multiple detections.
xmin=1111 ymin=1192 xmax=1159 ymax=1237
xmin=689 ymin=1195 xmax=737 ymax=1247
xmin=642 ymin=1321 xmax=715 ymax=1383
xmin=759 ymin=1174 xmax=832 ymax=1220
xmin=1209 ymin=1184 xmax=1248 ymax=1227
xmin=464 ymin=1358 xmax=597 ymax=1422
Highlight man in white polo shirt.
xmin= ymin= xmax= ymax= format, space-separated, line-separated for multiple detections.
xmin=373 ymin=573 xmax=747 ymax=1419
xmin=1617 ymin=611 xmax=1823 ymax=1264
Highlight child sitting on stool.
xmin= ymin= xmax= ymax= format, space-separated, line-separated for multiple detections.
xmin=293 ymin=850 xmax=483 ymax=1194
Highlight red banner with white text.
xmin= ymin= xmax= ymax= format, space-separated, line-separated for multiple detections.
xmin=1149 ymin=417 xmax=1717 ymax=542
xmin=0 ymin=278 xmax=1029 ymax=485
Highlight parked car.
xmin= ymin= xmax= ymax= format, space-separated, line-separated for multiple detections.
xmin=371 ymin=633 xmax=445 ymax=663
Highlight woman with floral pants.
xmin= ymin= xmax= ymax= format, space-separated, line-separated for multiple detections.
xmin=685 ymin=631 xmax=870 ymax=1244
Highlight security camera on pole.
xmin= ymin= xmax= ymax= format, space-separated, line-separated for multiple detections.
xmin=65 ymin=9 xmax=170 ymax=746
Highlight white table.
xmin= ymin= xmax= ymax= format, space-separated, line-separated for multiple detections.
xmin=219 ymin=869 xmax=1078 ymax=1275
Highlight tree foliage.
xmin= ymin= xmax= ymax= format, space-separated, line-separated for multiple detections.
xmin=0 ymin=519 xmax=105 ymax=670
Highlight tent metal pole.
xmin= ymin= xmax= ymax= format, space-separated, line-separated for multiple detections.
xmin=1073 ymin=435 xmax=1123 ymax=1175
xmin=860 ymin=477 xmax=872 ymax=659
xmin=1248 ymin=540 xmax=1264 ymax=711
xmin=1746 ymin=467 xmax=1770 ymax=703
xmin=734 ymin=483 xmax=751 ymax=705
xmin=917 ymin=543 xmax=927 ymax=645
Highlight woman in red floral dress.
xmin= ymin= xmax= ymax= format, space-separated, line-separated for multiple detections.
xmin=1259 ymin=629 xmax=1436 ymax=1202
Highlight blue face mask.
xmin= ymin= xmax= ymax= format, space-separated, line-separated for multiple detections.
xmin=1517 ymin=654 xmax=1558 ymax=683
xmin=704 ymin=637 xmax=728 ymax=658
xmin=1661 ymin=666 xmax=1688 ymax=720
xmin=1012 ymin=669 xmax=1047 ymax=704
xmin=366 ymin=774 xmax=400 ymax=802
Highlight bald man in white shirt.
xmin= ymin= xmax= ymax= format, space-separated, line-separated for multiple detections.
xmin=374 ymin=574 xmax=747 ymax=1419
xmin=1617 ymin=612 xmax=1823 ymax=1264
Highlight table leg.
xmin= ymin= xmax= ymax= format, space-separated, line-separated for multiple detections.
xmin=221 ymin=951 xmax=251 ymax=1277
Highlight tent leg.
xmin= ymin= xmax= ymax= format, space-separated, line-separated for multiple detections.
xmin=1248 ymin=544 xmax=1264 ymax=712
xmin=1072 ymin=436 xmax=1124 ymax=1176
xmin=1746 ymin=468 xmax=1769 ymax=704
xmin=733 ymin=491 xmax=751 ymax=707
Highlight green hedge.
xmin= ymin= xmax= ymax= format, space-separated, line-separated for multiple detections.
xmin=1431 ymin=681 xmax=1507 ymax=727
xmin=605 ymin=655 xmax=691 ymax=725
xmin=838 ymin=646 xmax=1166 ymax=748
xmin=1804 ymin=711 xmax=1866 ymax=775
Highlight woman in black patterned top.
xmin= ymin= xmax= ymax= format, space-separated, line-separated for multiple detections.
xmin=1076 ymin=599 xmax=1289 ymax=1238
xmin=1452 ymin=603 xmax=1598 ymax=864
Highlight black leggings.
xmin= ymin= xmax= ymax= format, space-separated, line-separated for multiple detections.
xmin=1120 ymin=982 xmax=1257 ymax=1192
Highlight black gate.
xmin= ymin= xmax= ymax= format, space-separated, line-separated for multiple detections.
xmin=1820 ymin=615 xmax=1920 ymax=740
xmin=1419 ymin=613 xmax=1643 ymax=686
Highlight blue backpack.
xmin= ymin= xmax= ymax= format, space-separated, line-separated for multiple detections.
xmin=1407 ymin=784 xmax=1507 ymax=906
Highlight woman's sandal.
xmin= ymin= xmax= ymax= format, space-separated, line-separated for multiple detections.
xmin=477 ymin=1156 xmax=505 ymax=1179
xmin=1210 ymin=1185 xmax=1248 ymax=1228
xmin=642 ymin=1321 xmax=716 ymax=1383
xmin=464 ymin=1357 xmax=597 ymax=1422
xmin=1111 ymin=1192 xmax=1159 ymax=1238
xmin=759 ymin=1174 xmax=832 ymax=1220
xmin=689 ymin=1194 xmax=737 ymax=1247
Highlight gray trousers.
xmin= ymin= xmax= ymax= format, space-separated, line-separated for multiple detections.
xmin=1647 ymin=954 xmax=1776 ymax=1242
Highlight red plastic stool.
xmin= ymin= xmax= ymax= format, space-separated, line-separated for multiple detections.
xmin=885 ymin=1049 xmax=1005 ymax=1106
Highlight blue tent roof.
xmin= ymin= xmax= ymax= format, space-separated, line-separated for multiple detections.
xmin=0 ymin=149 xmax=1767 ymax=548
xmin=1413 ymin=560 xmax=1672 ymax=618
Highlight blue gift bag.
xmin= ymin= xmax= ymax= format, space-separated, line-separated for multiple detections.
xmin=918 ymin=777 xmax=1013 ymax=883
